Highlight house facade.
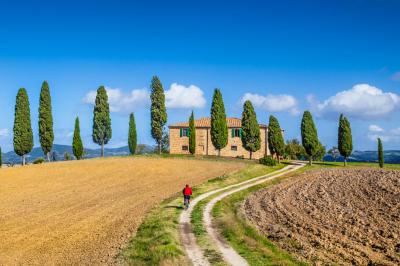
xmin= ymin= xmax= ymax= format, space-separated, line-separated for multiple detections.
xmin=169 ymin=117 xmax=270 ymax=159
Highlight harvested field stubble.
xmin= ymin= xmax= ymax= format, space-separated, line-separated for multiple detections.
xmin=0 ymin=157 xmax=245 ymax=265
xmin=244 ymin=168 xmax=400 ymax=265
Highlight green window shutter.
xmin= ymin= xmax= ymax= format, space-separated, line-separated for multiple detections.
xmin=231 ymin=128 xmax=234 ymax=138
xmin=180 ymin=128 xmax=183 ymax=137
xmin=187 ymin=128 xmax=190 ymax=137
xmin=239 ymin=128 xmax=243 ymax=137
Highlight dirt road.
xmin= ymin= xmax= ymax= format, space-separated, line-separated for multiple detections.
xmin=244 ymin=168 xmax=400 ymax=265
xmin=180 ymin=163 xmax=305 ymax=266
xmin=0 ymin=157 xmax=244 ymax=265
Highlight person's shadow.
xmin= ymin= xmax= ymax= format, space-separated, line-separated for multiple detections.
xmin=164 ymin=205 xmax=184 ymax=210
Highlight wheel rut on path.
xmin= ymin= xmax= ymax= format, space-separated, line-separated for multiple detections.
xmin=179 ymin=163 xmax=305 ymax=266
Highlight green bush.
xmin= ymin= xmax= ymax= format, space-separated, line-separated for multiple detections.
xmin=64 ymin=152 xmax=71 ymax=161
xmin=33 ymin=157 xmax=45 ymax=164
xmin=259 ymin=155 xmax=277 ymax=166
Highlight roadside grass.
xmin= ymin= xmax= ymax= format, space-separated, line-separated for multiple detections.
xmin=121 ymin=194 xmax=187 ymax=266
xmin=120 ymin=162 xmax=284 ymax=265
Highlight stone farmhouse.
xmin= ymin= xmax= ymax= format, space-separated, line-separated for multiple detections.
xmin=169 ymin=117 xmax=270 ymax=159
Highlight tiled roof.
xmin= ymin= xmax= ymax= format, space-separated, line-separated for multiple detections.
xmin=169 ymin=117 xmax=267 ymax=128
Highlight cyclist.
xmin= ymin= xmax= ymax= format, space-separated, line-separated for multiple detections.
xmin=182 ymin=184 xmax=193 ymax=209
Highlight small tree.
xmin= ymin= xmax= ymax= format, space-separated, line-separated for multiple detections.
xmin=161 ymin=129 xmax=169 ymax=153
xmin=189 ymin=111 xmax=196 ymax=155
xmin=128 ymin=113 xmax=137 ymax=155
xmin=284 ymin=139 xmax=306 ymax=160
xmin=92 ymin=86 xmax=112 ymax=157
xmin=51 ymin=151 xmax=57 ymax=162
xmin=240 ymin=100 xmax=261 ymax=159
xmin=14 ymin=88 xmax=34 ymax=165
xmin=73 ymin=117 xmax=84 ymax=160
xmin=64 ymin=152 xmax=71 ymax=161
xmin=38 ymin=81 xmax=54 ymax=162
xmin=301 ymin=111 xmax=319 ymax=165
xmin=210 ymin=89 xmax=228 ymax=156
xmin=150 ymin=76 xmax=167 ymax=154
xmin=378 ymin=138 xmax=384 ymax=168
xmin=338 ymin=114 xmax=353 ymax=166
xmin=328 ymin=146 xmax=340 ymax=161
xmin=268 ymin=115 xmax=285 ymax=163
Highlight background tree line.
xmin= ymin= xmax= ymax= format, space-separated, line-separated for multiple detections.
xmin=2 ymin=76 xmax=385 ymax=167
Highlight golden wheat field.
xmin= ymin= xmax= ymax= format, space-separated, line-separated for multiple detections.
xmin=0 ymin=156 xmax=245 ymax=265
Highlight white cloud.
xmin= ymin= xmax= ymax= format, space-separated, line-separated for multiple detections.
xmin=83 ymin=87 xmax=149 ymax=113
xmin=368 ymin=124 xmax=384 ymax=133
xmin=165 ymin=83 xmax=206 ymax=109
xmin=0 ymin=128 xmax=9 ymax=137
xmin=309 ymin=84 xmax=400 ymax=120
xmin=391 ymin=72 xmax=400 ymax=81
xmin=240 ymin=93 xmax=299 ymax=115
xmin=367 ymin=124 xmax=400 ymax=142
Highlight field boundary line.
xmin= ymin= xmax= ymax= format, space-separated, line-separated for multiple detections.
xmin=179 ymin=162 xmax=305 ymax=266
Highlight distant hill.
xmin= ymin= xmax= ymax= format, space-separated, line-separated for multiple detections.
xmin=323 ymin=150 xmax=400 ymax=164
xmin=1 ymin=144 xmax=155 ymax=164
xmin=2 ymin=145 xmax=400 ymax=165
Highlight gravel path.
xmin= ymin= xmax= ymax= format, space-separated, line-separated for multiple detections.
xmin=180 ymin=163 xmax=305 ymax=266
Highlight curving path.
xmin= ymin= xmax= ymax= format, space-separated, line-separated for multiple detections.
xmin=179 ymin=162 xmax=305 ymax=266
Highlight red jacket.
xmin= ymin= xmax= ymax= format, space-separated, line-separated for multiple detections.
xmin=183 ymin=186 xmax=192 ymax=196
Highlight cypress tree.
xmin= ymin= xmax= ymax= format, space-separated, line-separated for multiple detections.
xmin=189 ymin=111 xmax=196 ymax=155
xmin=73 ymin=116 xmax=84 ymax=160
xmin=150 ymin=76 xmax=167 ymax=154
xmin=210 ymin=88 xmax=228 ymax=156
xmin=241 ymin=100 xmax=261 ymax=159
xmin=38 ymin=81 xmax=54 ymax=162
xmin=13 ymin=88 xmax=34 ymax=165
xmin=338 ymin=114 xmax=353 ymax=166
xmin=92 ymin=86 xmax=112 ymax=157
xmin=378 ymin=138 xmax=384 ymax=168
xmin=128 ymin=113 xmax=137 ymax=155
xmin=268 ymin=115 xmax=285 ymax=163
xmin=301 ymin=110 xmax=319 ymax=165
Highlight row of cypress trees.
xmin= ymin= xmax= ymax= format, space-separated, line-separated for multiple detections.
xmin=5 ymin=76 xmax=384 ymax=167
xmin=10 ymin=82 xmax=86 ymax=165
xmin=300 ymin=111 xmax=355 ymax=166
xmin=7 ymin=76 xmax=163 ymax=164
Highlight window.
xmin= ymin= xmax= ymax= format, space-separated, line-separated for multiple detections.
xmin=231 ymin=128 xmax=242 ymax=138
xmin=180 ymin=128 xmax=189 ymax=137
xmin=231 ymin=145 xmax=238 ymax=151
xmin=182 ymin=145 xmax=188 ymax=151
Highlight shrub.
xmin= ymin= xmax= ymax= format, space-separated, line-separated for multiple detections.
xmin=33 ymin=157 xmax=45 ymax=164
xmin=259 ymin=155 xmax=277 ymax=166
xmin=64 ymin=152 xmax=71 ymax=161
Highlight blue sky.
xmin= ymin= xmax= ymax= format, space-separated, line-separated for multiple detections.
xmin=0 ymin=0 xmax=400 ymax=152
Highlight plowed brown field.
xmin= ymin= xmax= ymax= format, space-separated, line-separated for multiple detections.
xmin=0 ymin=157 xmax=245 ymax=265
xmin=244 ymin=168 xmax=400 ymax=265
